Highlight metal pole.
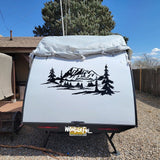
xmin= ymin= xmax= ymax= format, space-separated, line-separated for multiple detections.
xmin=60 ymin=0 xmax=65 ymax=36
xmin=65 ymin=0 xmax=67 ymax=35
xmin=139 ymin=66 xmax=142 ymax=92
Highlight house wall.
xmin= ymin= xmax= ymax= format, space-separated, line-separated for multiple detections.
xmin=15 ymin=54 xmax=29 ymax=84
xmin=14 ymin=54 xmax=29 ymax=100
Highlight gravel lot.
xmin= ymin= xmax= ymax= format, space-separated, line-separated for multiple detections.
xmin=0 ymin=92 xmax=160 ymax=160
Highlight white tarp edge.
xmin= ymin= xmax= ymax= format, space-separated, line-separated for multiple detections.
xmin=0 ymin=53 xmax=13 ymax=100
xmin=31 ymin=35 xmax=132 ymax=60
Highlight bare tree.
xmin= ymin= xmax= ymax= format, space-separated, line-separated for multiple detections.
xmin=132 ymin=54 xmax=160 ymax=69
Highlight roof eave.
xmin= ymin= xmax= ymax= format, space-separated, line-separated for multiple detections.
xmin=0 ymin=47 xmax=36 ymax=54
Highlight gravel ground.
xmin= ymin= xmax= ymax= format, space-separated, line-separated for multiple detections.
xmin=0 ymin=92 xmax=160 ymax=160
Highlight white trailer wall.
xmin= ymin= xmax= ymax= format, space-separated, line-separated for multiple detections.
xmin=23 ymin=53 xmax=136 ymax=126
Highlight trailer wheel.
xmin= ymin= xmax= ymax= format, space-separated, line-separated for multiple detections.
xmin=13 ymin=111 xmax=22 ymax=134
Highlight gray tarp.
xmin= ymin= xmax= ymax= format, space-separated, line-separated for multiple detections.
xmin=0 ymin=53 xmax=13 ymax=100
xmin=31 ymin=35 xmax=132 ymax=60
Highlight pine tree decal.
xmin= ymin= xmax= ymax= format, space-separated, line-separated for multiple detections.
xmin=80 ymin=83 xmax=83 ymax=89
xmin=95 ymin=77 xmax=99 ymax=92
xmin=87 ymin=81 xmax=94 ymax=87
xmin=47 ymin=68 xmax=57 ymax=83
xmin=101 ymin=65 xmax=114 ymax=95
xmin=76 ymin=82 xmax=80 ymax=87
xmin=60 ymin=70 xmax=64 ymax=84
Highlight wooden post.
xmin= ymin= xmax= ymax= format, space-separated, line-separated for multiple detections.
xmin=12 ymin=60 xmax=16 ymax=102
xmin=139 ymin=67 xmax=142 ymax=92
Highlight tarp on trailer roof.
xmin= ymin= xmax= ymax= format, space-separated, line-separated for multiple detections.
xmin=0 ymin=53 xmax=13 ymax=100
xmin=31 ymin=35 xmax=132 ymax=60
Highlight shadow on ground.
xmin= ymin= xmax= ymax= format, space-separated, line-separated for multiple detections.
xmin=46 ymin=132 xmax=111 ymax=157
xmin=0 ymin=125 xmax=112 ymax=158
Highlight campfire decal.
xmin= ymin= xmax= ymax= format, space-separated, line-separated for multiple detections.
xmin=43 ymin=65 xmax=117 ymax=96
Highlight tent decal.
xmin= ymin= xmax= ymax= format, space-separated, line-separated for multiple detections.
xmin=43 ymin=65 xmax=117 ymax=96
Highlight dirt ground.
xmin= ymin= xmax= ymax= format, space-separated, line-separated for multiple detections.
xmin=0 ymin=91 xmax=160 ymax=160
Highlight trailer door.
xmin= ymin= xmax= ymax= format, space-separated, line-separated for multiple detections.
xmin=23 ymin=53 xmax=136 ymax=126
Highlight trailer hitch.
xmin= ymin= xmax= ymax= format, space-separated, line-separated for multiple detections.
xmin=70 ymin=121 xmax=85 ymax=126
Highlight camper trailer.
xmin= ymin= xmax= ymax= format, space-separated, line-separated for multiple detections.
xmin=0 ymin=53 xmax=22 ymax=134
xmin=22 ymin=35 xmax=137 ymax=154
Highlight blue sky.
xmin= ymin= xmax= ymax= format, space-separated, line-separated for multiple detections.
xmin=0 ymin=0 xmax=160 ymax=60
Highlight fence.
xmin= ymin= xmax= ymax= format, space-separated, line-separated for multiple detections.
xmin=133 ymin=68 xmax=160 ymax=96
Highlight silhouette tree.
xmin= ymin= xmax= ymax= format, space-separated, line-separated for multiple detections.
xmin=59 ymin=70 xmax=64 ymax=83
xmin=87 ymin=81 xmax=94 ymax=87
xmin=69 ymin=82 xmax=73 ymax=88
xmin=101 ymin=65 xmax=114 ymax=95
xmin=80 ymin=83 xmax=83 ymax=89
xmin=76 ymin=82 xmax=80 ymax=87
xmin=95 ymin=77 xmax=99 ymax=92
xmin=47 ymin=68 xmax=57 ymax=83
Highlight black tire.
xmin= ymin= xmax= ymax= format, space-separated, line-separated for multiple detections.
xmin=13 ymin=111 xmax=22 ymax=134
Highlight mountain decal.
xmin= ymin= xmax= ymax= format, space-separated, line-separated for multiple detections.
xmin=63 ymin=67 xmax=100 ymax=81
xmin=42 ymin=65 xmax=117 ymax=96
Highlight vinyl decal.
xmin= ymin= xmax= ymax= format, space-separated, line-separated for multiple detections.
xmin=43 ymin=65 xmax=118 ymax=96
